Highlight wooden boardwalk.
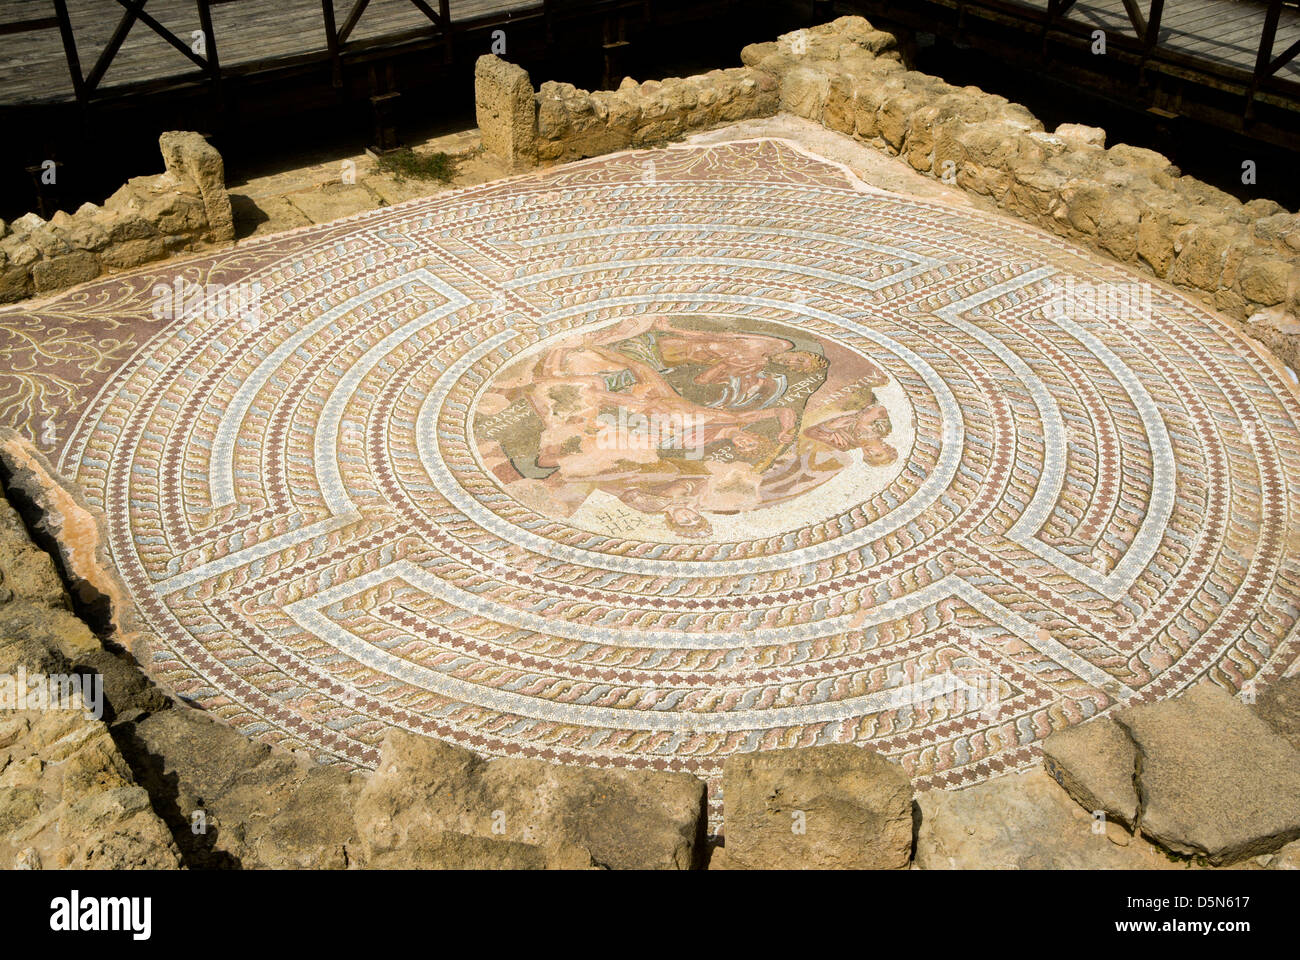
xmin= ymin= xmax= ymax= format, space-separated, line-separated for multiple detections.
xmin=0 ymin=0 xmax=542 ymax=105
xmin=2 ymin=0 xmax=1298 ymax=107
xmin=1017 ymin=0 xmax=1300 ymax=81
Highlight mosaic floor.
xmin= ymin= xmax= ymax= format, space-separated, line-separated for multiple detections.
xmin=4 ymin=139 xmax=1300 ymax=823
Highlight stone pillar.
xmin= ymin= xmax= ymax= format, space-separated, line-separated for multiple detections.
xmin=474 ymin=55 xmax=538 ymax=171
xmin=158 ymin=131 xmax=235 ymax=242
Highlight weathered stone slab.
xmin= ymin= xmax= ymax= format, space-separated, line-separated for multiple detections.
xmin=722 ymin=743 xmax=913 ymax=869
xmin=916 ymin=768 xmax=1177 ymax=869
xmin=0 ymin=665 xmax=180 ymax=869
xmin=356 ymin=729 xmax=706 ymax=869
xmin=31 ymin=251 xmax=99 ymax=294
xmin=1116 ymin=683 xmax=1300 ymax=864
xmin=1042 ymin=716 xmax=1140 ymax=829
xmin=120 ymin=706 xmax=368 ymax=869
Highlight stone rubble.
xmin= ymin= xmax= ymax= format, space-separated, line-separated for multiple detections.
xmin=0 ymin=131 xmax=234 ymax=304
xmin=1043 ymin=683 xmax=1300 ymax=865
xmin=474 ymin=53 xmax=779 ymax=167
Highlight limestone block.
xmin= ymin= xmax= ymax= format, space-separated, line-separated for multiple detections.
xmin=1042 ymin=717 xmax=1140 ymax=828
xmin=1138 ymin=209 xmax=1178 ymax=276
xmin=780 ymin=66 xmax=831 ymax=122
xmin=475 ymin=55 xmax=537 ymax=170
xmin=159 ymin=130 xmax=235 ymax=241
xmin=1055 ymin=122 xmax=1107 ymax=147
xmin=916 ymin=769 xmax=1177 ymax=869
xmin=9 ymin=212 xmax=45 ymax=237
xmin=99 ymin=236 xmax=169 ymax=270
xmin=723 ymin=744 xmax=913 ymax=869
xmin=823 ymin=72 xmax=860 ymax=135
xmin=27 ymin=225 xmax=71 ymax=259
xmin=1236 ymin=251 xmax=1293 ymax=307
xmin=356 ymin=729 xmax=707 ymax=869
xmin=0 ymin=265 xmax=30 ymax=303
xmin=1108 ymin=142 xmax=1180 ymax=178
xmin=31 ymin=250 xmax=100 ymax=294
xmin=1170 ymin=223 xmax=1247 ymax=291
xmin=1116 ymin=684 xmax=1300 ymax=864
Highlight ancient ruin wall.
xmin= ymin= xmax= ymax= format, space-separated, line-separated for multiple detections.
xmin=475 ymin=54 xmax=780 ymax=168
xmin=0 ymin=132 xmax=235 ymax=304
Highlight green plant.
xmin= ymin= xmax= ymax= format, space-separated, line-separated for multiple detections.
xmin=375 ymin=148 xmax=457 ymax=184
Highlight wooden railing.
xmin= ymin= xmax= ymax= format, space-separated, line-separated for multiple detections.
xmin=847 ymin=0 xmax=1300 ymax=121
xmin=3 ymin=0 xmax=1298 ymax=116
xmin=1041 ymin=0 xmax=1300 ymax=110
xmin=0 ymin=0 xmax=475 ymax=106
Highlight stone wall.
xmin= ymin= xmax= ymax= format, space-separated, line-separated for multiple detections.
xmin=475 ymin=54 xmax=780 ymax=168
xmin=0 ymin=131 xmax=235 ymax=305
xmin=744 ymin=17 xmax=1300 ymax=371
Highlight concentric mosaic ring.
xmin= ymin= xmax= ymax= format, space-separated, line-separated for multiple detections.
xmin=56 ymin=140 xmax=1300 ymax=822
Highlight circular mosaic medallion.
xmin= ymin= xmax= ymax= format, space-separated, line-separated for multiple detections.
xmin=56 ymin=140 xmax=1300 ymax=821
xmin=469 ymin=314 xmax=917 ymax=543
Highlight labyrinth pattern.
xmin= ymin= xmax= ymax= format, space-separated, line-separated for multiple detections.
xmin=7 ymin=139 xmax=1300 ymax=824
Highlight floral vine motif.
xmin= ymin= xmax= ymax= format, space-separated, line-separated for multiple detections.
xmin=0 ymin=316 xmax=137 ymax=447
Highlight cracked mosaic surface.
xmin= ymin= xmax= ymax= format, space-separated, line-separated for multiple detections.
xmin=4 ymin=139 xmax=1299 ymax=823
